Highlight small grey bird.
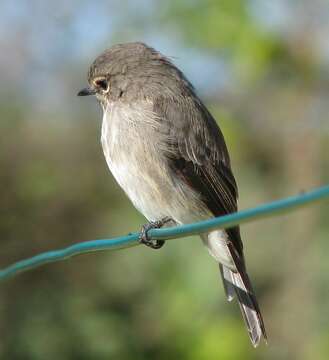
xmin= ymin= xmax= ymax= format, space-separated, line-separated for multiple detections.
xmin=78 ymin=42 xmax=266 ymax=346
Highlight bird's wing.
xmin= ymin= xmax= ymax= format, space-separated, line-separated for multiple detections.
xmin=153 ymin=95 xmax=267 ymax=345
xmin=153 ymin=96 xmax=243 ymax=258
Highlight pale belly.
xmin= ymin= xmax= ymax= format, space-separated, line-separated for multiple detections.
xmin=100 ymin=103 xmax=208 ymax=223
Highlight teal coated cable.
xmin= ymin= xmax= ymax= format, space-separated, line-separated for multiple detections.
xmin=0 ymin=185 xmax=328 ymax=281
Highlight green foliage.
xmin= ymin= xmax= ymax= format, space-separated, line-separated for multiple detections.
xmin=161 ymin=0 xmax=285 ymax=82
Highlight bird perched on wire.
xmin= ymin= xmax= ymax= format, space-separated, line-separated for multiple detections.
xmin=78 ymin=42 xmax=266 ymax=346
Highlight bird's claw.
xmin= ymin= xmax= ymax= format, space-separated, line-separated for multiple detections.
xmin=139 ymin=217 xmax=172 ymax=250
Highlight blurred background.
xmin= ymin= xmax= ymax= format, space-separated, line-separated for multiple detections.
xmin=0 ymin=0 xmax=329 ymax=359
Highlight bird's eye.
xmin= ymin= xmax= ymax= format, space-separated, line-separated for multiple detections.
xmin=94 ymin=78 xmax=108 ymax=91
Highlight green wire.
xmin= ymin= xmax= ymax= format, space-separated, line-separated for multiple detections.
xmin=0 ymin=185 xmax=328 ymax=281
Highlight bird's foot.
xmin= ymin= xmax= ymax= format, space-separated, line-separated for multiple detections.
xmin=139 ymin=217 xmax=173 ymax=249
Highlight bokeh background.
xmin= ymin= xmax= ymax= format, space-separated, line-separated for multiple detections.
xmin=1 ymin=0 xmax=329 ymax=359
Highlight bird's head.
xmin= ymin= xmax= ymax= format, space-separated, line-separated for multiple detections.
xmin=78 ymin=42 xmax=193 ymax=108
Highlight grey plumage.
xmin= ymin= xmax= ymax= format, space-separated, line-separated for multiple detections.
xmin=78 ymin=42 xmax=267 ymax=346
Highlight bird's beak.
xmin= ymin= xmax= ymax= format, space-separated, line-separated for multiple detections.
xmin=77 ymin=86 xmax=96 ymax=96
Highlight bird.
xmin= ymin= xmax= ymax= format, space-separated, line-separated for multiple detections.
xmin=78 ymin=42 xmax=267 ymax=346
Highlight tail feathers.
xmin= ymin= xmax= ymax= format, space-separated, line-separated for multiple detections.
xmin=219 ymin=264 xmax=235 ymax=302
xmin=220 ymin=264 xmax=267 ymax=347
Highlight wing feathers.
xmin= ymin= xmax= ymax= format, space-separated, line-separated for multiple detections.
xmin=152 ymin=94 xmax=266 ymax=345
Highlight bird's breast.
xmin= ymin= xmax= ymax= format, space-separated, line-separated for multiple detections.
xmin=100 ymin=101 xmax=208 ymax=223
xmin=101 ymin=102 xmax=171 ymax=220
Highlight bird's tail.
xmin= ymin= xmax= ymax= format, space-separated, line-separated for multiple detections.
xmin=220 ymin=264 xmax=267 ymax=347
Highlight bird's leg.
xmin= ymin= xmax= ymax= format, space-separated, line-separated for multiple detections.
xmin=139 ymin=216 xmax=173 ymax=249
